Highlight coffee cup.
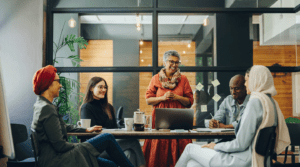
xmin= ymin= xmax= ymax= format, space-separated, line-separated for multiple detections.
xmin=204 ymin=119 xmax=210 ymax=128
xmin=77 ymin=119 xmax=91 ymax=128
xmin=124 ymin=118 xmax=134 ymax=131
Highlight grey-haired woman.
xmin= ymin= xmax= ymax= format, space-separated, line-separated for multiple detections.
xmin=143 ymin=50 xmax=194 ymax=167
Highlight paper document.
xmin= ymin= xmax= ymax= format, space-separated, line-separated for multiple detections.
xmin=201 ymin=105 xmax=207 ymax=112
xmin=196 ymin=128 xmax=234 ymax=132
xmin=212 ymin=94 xmax=221 ymax=102
xmin=171 ymin=129 xmax=189 ymax=132
xmin=211 ymin=79 xmax=220 ymax=87
xmin=196 ymin=82 xmax=204 ymax=91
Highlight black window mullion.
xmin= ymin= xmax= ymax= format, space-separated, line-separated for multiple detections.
xmin=46 ymin=0 xmax=54 ymax=66
xmin=55 ymin=66 xmax=299 ymax=73
xmin=152 ymin=0 xmax=158 ymax=76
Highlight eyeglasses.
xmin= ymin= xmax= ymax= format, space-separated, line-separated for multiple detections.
xmin=53 ymin=79 xmax=60 ymax=83
xmin=167 ymin=60 xmax=181 ymax=65
xmin=97 ymin=85 xmax=108 ymax=90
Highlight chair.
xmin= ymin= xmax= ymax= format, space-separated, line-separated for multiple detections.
xmin=281 ymin=123 xmax=300 ymax=165
xmin=255 ymin=126 xmax=277 ymax=167
xmin=116 ymin=106 xmax=124 ymax=128
xmin=7 ymin=124 xmax=35 ymax=167
xmin=30 ymin=128 xmax=39 ymax=167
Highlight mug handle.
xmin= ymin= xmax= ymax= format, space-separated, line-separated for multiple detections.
xmin=77 ymin=121 xmax=81 ymax=127
xmin=125 ymin=120 xmax=130 ymax=126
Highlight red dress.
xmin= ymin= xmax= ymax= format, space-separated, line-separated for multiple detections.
xmin=142 ymin=74 xmax=194 ymax=167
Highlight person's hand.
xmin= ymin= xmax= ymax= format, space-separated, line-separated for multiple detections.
xmin=162 ymin=91 xmax=174 ymax=101
xmin=202 ymin=142 xmax=216 ymax=150
xmin=218 ymin=123 xmax=226 ymax=128
xmin=218 ymin=123 xmax=234 ymax=129
xmin=86 ymin=125 xmax=102 ymax=133
xmin=209 ymin=119 xmax=219 ymax=129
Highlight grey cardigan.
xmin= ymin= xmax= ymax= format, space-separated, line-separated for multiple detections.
xmin=210 ymin=95 xmax=278 ymax=167
xmin=31 ymin=96 xmax=100 ymax=167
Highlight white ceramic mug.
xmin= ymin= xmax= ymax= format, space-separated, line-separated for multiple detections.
xmin=77 ymin=119 xmax=91 ymax=128
xmin=204 ymin=119 xmax=210 ymax=128
xmin=124 ymin=118 xmax=134 ymax=131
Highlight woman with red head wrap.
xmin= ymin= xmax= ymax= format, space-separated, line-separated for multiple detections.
xmin=31 ymin=65 xmax=133 ymax=167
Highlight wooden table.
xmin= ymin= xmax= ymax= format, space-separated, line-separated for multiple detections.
xmin=68 ymin=129 xmax=235 ymax=140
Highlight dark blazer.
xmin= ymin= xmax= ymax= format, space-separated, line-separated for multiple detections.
xmin=31 ymin=96 xmax=100 ymax=167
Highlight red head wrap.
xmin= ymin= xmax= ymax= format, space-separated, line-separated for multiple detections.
xmin=32 ymin=65 xmax=57 ymax=95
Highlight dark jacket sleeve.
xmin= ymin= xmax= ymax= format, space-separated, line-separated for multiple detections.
xmin=65 ymin=124 xmax=86 ymax=132
xmin=81 ymin=103 xmax=98 ymax=127
xmin=41 ymin=105 xmax=75 ymax=153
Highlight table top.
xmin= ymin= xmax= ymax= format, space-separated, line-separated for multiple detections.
xmin=68 ymin=129 xmax=235 ymax=139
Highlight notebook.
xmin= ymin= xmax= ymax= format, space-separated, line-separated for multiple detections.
xmin=196 ymin=128 xmax=234 ymax=132
xmin=155 ymin=108 xmax=194 ymax=130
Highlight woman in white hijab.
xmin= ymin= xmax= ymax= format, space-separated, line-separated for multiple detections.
xmin=175 ymin=65 xmax=291 ymax=167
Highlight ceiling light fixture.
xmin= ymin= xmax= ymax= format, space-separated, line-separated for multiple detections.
xmin=136 ymin=14 xmax=141 ymax=31
xmin=139 ymin=40 xmax=144 ymax=45
xmin=68 ymin=17 xmax=76 ymax=28
xmin=140 ymin=50 xmax=143 ymax=54
xmin=187 ymin=44 xmax=191 ymax=48
xmin=203 ymin=18 xmax=209 ymax=26
xmin=183 ymin=51 xmax=186 ymax=54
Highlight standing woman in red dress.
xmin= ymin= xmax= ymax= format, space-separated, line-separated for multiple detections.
xmin=142 ymin=50 xmax=194 ymax=167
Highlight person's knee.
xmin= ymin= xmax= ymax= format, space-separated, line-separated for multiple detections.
xmin=101 ymin=133 xmax=115 ymax=140
xmin=185 ymin=143 xmax=193 ymax=152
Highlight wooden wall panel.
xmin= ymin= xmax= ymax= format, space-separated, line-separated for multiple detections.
xmin=79 ymin=40 xmax=113 ymax=105
xmin=253 ymin=41 xmax=295 ymax=119
xmin=139 ymin=41 xmax=196 ymax=116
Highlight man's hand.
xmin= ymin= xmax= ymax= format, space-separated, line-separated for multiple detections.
xmin=209 ymin=119 xmax=219 ymax=128
xmin=86 ymin=125 xmax=102 ymax=133
xmin=219 ymin=123 xmax=234 ymax=129
xmin=202 ymin=142 xmax=216 ymax=150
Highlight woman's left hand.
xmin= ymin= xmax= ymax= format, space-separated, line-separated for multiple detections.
xmin=86 ymin=125 xmax=102 ymax=133
xmin=201 ymin=142 xmax=216 ymax=150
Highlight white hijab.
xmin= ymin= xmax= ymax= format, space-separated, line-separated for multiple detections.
xmin=249 ymin=65 xmax=291 ymax=167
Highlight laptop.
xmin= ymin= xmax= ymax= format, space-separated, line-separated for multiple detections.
xmin=155 ymin=108 xmax=194 ymax=130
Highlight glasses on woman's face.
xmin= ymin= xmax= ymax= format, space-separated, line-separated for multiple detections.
xmin=53 ymin=79 xmax=60 ymax=83
xmin=167 ymin=60 xmax=181 ymax=65
xmin=97 ymin=85 xmax=108 ymax=90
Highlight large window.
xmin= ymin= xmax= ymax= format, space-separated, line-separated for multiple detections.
xmin=48 ymin=0 xmax=300 ymax=119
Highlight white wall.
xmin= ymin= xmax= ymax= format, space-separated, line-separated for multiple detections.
xmin=0 ymin=0 xmax=43 ymax=159
xmin=260 ymin=0 xmax=299 ymax=45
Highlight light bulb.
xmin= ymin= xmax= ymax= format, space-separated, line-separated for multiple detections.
xmin=141 ymin=59 xmax=144 ymax=62
xmin=203 ymin=18 xmax=209 ymax=26
xmin=183 ymin=51 xmax=186 ymax=54
xmin=140 ymin=40 xmax=143 ymax=45
xmin=140 ymin=50 xmax=143 ymax=54
xmin=188 ymin=44 xmax=191 ymax=48
xmin=68 ymin=18 xmax=76 ymax=28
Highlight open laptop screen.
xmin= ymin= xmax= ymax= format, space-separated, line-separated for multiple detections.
xmin=155 ymin=108 xmax=194 ymax=130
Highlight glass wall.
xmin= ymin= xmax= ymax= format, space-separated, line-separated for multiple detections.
xmin=50 ymin=0 xmax=300 ymax=120
xmin=158 ymin=0 xmax=297 ymax=8
xmin=158 ymin=13 xmax=214 ymax=67
xmin=54 ymin=0 xmax=152 ymax=8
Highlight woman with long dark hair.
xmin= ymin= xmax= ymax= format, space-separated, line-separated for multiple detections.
xmin=80 ymin=77 xmax=146 ymax=167
xmin=31 ymin=65 xmax=133 ymax=167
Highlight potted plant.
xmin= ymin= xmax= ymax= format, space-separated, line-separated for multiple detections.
xmin=52 ymin=24 xmax=88 ymax=142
